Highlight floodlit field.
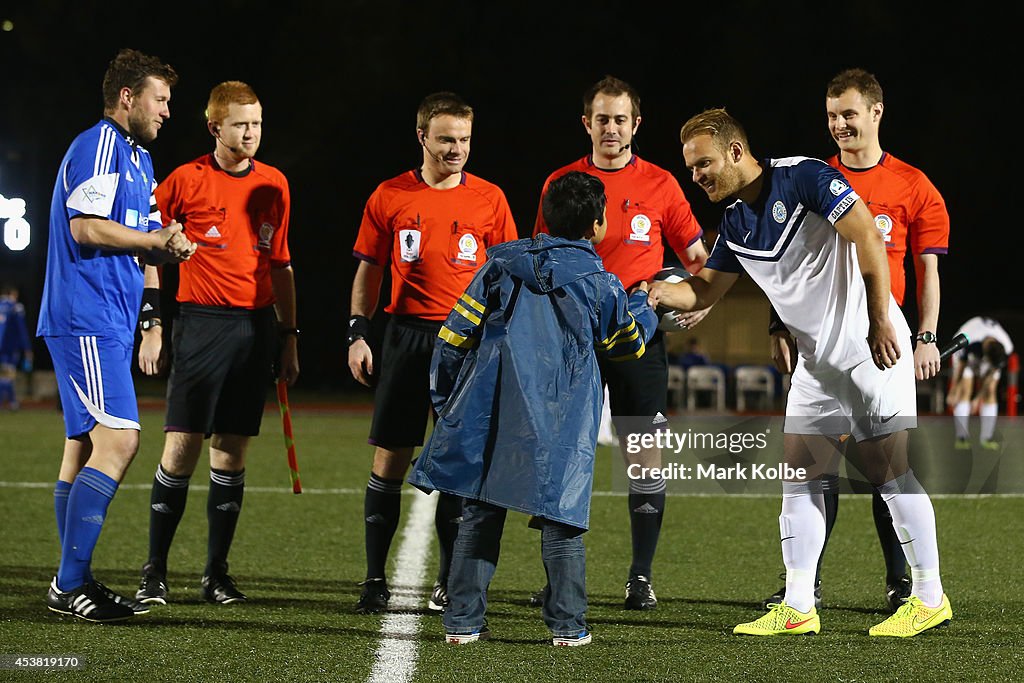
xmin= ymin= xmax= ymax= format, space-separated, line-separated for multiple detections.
xmin=1 ymin=407 xmax=1021 ymax=682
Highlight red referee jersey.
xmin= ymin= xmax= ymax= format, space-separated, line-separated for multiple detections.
xmin=156 ymin=154 xmax=291 ymax=309
xmin=353 ymin=170 xmax=518 ymax=321
xmin=533 ymin=155 xmax=703 ymax=288
xmin=828 ymin=153 xmax=949 ymax=306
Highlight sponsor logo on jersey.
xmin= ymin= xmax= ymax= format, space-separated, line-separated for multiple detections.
xmin=629 ymin=214 xmax=652 ymax=242
xmin=205 ymin=226 xmax=222 ymax=238
xmin=456 ymin=233 xmax=479 ymax=262
xmin=257 ymin=222 xmax=274 ymax=250
xmin=829 ymin=179 xmax=849 ymax=196
xmin=772 ymin=201 xmax=787 ymax=223
xmin=124 ymin=208 xmax=139 ymax=228
xmin=874 ymin=214 xmax=893 ymax=242
xmin=82 ymin=185 xmax=106 ymax=203
xmin=399 ymin=229 xmax=422 ymax=262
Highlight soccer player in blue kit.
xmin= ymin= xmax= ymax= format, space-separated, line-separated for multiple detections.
xmin=650 ymin=108 xmax=951 ymax=637
xmin=37 ymin=49 xmax=195 ymax=623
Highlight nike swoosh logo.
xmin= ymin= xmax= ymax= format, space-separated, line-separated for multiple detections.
xmin=881 ymin=411 xmax=900 ymax=423
xmin=785 ymin=617 xmax=813 ymax=629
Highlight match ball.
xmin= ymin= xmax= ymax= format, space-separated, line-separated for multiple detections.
xmin=651 ymin=266 xmax=691 ymax=331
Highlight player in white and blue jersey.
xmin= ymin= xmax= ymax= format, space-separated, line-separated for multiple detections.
xmin=36 ymin=48 xmax=194 ymax=624
xmin=650 ymin=108 xmax=951 ymax=638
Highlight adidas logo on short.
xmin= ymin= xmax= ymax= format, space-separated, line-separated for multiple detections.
xmin=632 ymin=503 xmax=660 ymax=514
xmin=216 ymin=502 xmax=241 ymax=513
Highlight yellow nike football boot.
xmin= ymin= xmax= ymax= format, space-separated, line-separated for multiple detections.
xmin=734 ymin=602 xmax=820 ymax=636
xmin=869 ymin=594 xmax=952 ymax=637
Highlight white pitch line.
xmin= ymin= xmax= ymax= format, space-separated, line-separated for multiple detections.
xmin=367 ymin=488 xmax=437 ymax=683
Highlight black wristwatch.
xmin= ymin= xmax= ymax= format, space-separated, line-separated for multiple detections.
xmin=140 ymin=318 xmax=162 ymax=331
xmin=915 ymin=331 xmax=937 ymax=344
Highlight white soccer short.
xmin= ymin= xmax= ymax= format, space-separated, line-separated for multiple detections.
xmin=784 ymin=350 xmax=917 ymax=442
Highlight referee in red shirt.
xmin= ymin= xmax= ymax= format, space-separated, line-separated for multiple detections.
xmin=534 ymin=76 xmax=709 ymax=610
xmin=347 ymin=92 xmax=518 ymax=614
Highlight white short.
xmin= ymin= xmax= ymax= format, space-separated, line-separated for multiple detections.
xmin=785 ymin=351 xmax=917 ymax=441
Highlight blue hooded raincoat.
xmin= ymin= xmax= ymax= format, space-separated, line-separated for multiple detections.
xmin=408 ymin=234 xmax=656 ymax=529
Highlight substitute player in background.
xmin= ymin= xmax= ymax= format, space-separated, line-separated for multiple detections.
xmin=948 ymin=316 xmax=1014 ymax=449
xmin=347 ymin=92 xmax=517 ymax=613
xmin=533 ymin=75 xmax=708 ymax=610
xmin=38 ymin=48 xmax=193 ymax=623
xmin=0 ymin=284 xmax=33 ymax=410
xmin=654 ymin=107 xmax=950 ymax=637
xmin=765 ymin=68 xmax=951 ymax=613
xmin=135 ymin=81 xmax=298 ymax=606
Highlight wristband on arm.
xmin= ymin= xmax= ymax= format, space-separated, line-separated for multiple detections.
xmin=139 ymin=287 xmax=161 ymax=329
xmin=347 ymin=315 xmax=371 ymax=346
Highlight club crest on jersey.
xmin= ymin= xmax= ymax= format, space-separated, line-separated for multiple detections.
xmin=257 ymin=222 xmax=274 ymax=250
xmin=874 ymin=214 xmax=894 ymax=242
xmin=456 ymin=233 xmax=479 ymax=262
xmin=629 ymin=214 xmax=651 ymax=242
xmin=772 ymin=201 xmax=787 ymax=223
xmin=829 ymin=179 xmax=849 ymax=196
xmin=399 ymin=229 xmax=422 ymax=262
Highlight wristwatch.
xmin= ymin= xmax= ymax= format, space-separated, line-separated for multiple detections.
xmin=915 ymin=331 xmax=937 ymax=344
xmin=140 ymin=318 xmax=162 ymax=331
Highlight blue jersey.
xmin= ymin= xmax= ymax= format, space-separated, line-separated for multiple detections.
xmin=0 ymin=297 xmax=31 ymax=357
xmin=706 ymin=157 xmax=907 ymax=373
xmin=36 ymin=118 xmax=161 ymax=341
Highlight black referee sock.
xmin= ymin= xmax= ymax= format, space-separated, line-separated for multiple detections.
xmin=434 ymin=493 xmax=464 ymax=585
xmin=872 ymin=488 xmax=909 ymax=583
xmin=628 ymin=479 xmax=666 ymax=579
xmin=206 ymin=468 xmax=245 ymax=577
xmin=364 ymin=473 xmax=403 ymax=579
xmin=147 ymin=465 xmax=191 ymax=573
xmin=816 ymin=474 xmax=840 ymax=584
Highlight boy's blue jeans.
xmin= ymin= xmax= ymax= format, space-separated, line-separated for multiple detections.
xmin=443 ymin=499 xmax=588 ymax=637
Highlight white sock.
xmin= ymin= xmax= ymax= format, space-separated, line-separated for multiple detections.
xmin=779 ymin=480 xmax=824 ymax=613
xmin=953 ymin=401 xmax=970 ymax=439
xmin=878 ymin=470 xmax=943 ymax=606
xmin=980 ymin=403 xmax=998 ymax=441
xmin=598 ymin=387 xmax=615 ymax=442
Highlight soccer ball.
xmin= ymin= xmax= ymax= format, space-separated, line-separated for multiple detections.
xmin=651 ymin=266 xmax=692 ymax=332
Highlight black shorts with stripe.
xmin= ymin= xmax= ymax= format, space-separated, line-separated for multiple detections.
xmin=599 ymin=330 xmax=668 ymax=432
xmin=165 ymin=304 xmax=276 ymax=437
xmin=368 ymin=315 xmax=442 ymax=449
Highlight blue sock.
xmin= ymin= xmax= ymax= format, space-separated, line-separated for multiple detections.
xmin=0 ymin=378 xmax=13 ymax=405
xmin=54 ymin=480 xmax=73 ymax=544
xmin=57 ymin=468 xmax=118 ymax=591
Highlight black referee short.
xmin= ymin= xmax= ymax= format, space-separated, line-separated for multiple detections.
xmin=165 ymin=304 xmax=276 ymax=437
xmin=600 ymin=331 xmax=668 ymax=433
xmin=368 ymin=315 xmax=442 ymax=450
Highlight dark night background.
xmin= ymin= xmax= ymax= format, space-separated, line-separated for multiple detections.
xmin=0 ymin=2 xmax=1017 ymax=396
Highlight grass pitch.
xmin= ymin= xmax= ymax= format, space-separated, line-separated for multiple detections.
xmin=1 ymin=406 xmax=1022 ymax=682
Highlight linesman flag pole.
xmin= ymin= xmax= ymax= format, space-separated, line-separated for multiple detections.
xmin=276 ymin=380 xmax=302 ymax=494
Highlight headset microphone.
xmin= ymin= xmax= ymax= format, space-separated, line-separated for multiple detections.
xmin=618 ymin=142 xmax=631 ymax=155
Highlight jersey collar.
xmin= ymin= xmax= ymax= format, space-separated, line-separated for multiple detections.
xmin=103 ymin=116 xmax=137 ymax=149
xmin=585 ymin=153 xmax=638 ymax=172
xmin=413 ymin=169 xmax=467 ymax=186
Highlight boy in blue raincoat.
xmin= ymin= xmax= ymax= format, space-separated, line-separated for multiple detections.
xmin=408 ymin=171 xmax=657 ymax=646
